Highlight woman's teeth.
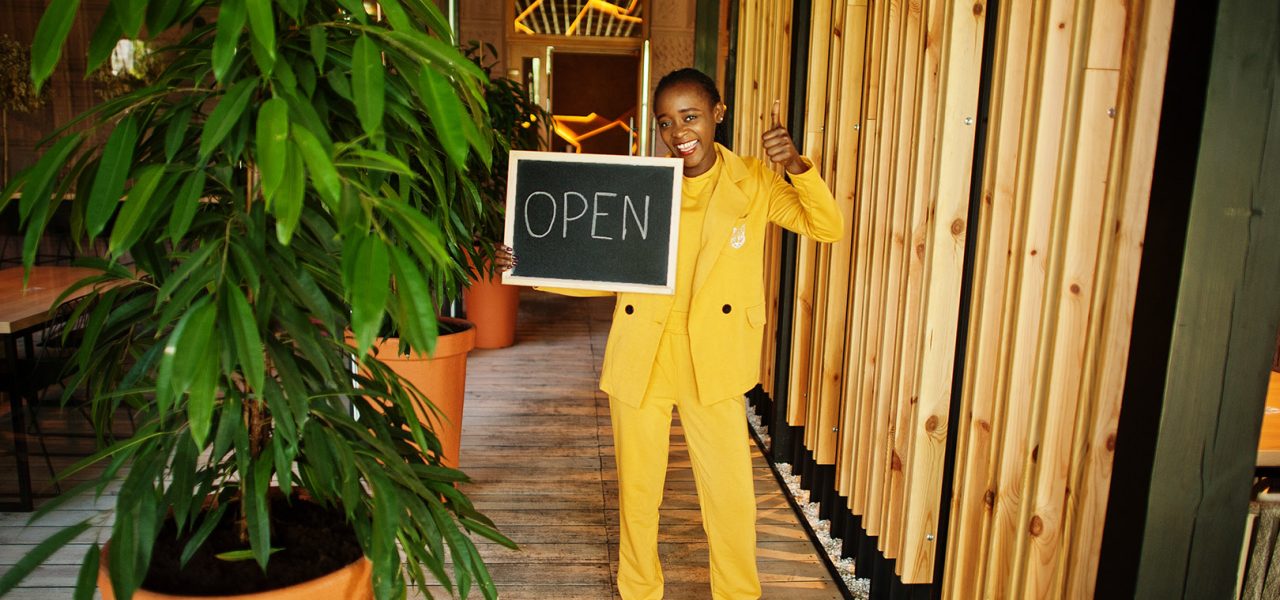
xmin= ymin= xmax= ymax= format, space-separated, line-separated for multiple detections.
xmin=676 ymin=140 xmax=698 ymax=155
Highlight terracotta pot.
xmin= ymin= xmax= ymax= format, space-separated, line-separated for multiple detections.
xmin=371 ymin=317 xmax=476 ymax=467
xmin=98 ymin=547 xmax=372 ymax=600
xmin=464 ymin=270 xmax=520 ymax=349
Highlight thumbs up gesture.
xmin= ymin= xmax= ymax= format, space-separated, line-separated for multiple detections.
xmin=762 ymin=99 xmax=808 ymax=175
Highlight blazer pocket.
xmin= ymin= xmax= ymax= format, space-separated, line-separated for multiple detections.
xmin=747 ymin=303 xmax=767 ymax=328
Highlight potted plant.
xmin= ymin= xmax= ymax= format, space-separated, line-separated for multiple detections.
xmin=0 ymin=1 xmax=513 ymax=598
xmin=461 ymin=42 xmax=547 ymax=349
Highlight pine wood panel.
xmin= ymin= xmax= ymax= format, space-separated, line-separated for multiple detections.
xmin=878 ymin=0 xmax=924 ymax=559
xmin=940 ymin=0 xmax=1034 ymax=593
xmin=938 ymin=0 xmax=1174 ymax=596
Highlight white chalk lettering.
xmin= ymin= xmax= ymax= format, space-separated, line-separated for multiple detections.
xmin=562 ymin=192 xmax=588 ymax=238
xmin=524 ymin=191 xmax=556 ymax=238
xmin=592 ymin=192 xmax=616 ymax=240
xmin=522 ymin=189 xmax=653 ymax=240
xmin=623 ymin=194 xmax=650 ymax=240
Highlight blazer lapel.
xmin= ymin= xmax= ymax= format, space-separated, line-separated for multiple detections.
xmin=691 ymin=145 xmax=753 ymax=296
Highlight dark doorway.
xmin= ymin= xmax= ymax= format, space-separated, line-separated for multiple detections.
xmin=550 ymin=52 xmax=640 ymax=155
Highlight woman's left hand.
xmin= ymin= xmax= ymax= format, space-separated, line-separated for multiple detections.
xmin=762 ymin=100 xmax=809 ymax=175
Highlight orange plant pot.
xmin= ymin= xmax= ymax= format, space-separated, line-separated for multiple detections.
xmin=464 ymin=271 xmax=520 ymax=349
xmin=370 ymin=317 xmax=476 ymax=468
xmin=98 ymin=548 xmax=372 ymax=600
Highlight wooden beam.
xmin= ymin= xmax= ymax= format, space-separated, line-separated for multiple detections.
xmin=1131 ymin=0 xmax=1280 ymax=596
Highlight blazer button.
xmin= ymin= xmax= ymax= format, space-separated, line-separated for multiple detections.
xmin=625 ymin=305 xmax=634 ymax=315
xmin=722 ymin=304 xmax=732 ymax=314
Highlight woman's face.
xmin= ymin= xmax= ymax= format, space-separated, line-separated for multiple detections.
xmin=654 ymin=82 xmax=725 ymax=177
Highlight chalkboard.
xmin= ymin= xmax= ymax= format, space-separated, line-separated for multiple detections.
xmin=502 ymin=151 xmax=683 ymax=294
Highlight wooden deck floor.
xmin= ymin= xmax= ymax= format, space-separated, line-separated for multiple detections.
xmin=0 ymin=289 xmax=841 ymax=599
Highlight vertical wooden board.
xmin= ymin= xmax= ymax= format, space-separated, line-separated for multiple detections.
xmin=885 ymin=0 xmax=941 ymax=554
xmin=806 ymin=244 xmax=834 ymax=446
xmin=982 ymin=0 xmax=1075 ymax=594
xmin=847 ymin=0 xmax=887 ymax=515
xmin=1021 ymin=66 xmax=1119 ymax=600
xmin=805 ymin=0 xmax=849 ymax=449
xmin=735 ymin=0 xmax=757 ymax=153
xmin=880 ymin=0 xmax=926 ymax=559
xmin=788 ymin=239 xmax=818 ymax=426
xmin=793 ymin=0 xmax=835 ymax=436
xmin=861 ymin=0 xmax=907 ymax=540
xmin=940 ymin=0 xmax=1035 ymax=595
xmin=833 ymin=0 xmax=870 ymax=497
xmin=897 ymin=0 xmax=985 ymax=583
xmin=814 ymin=0 xmax=868 ymax=467
xmin=1062 ymin=1 xmax=1174 ymax=595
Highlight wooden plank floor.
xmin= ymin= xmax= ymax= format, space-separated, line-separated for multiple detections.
xmin=0 ymin=289 xmax=842 ymax=598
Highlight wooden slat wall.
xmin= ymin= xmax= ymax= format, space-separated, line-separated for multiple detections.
xmin=942 ymin=0 xmax=1175 ymax=597
xmin=768 ymin=0 xmax=984 ymax=583
xmin=734 ymin=0 xmax=1175 ymax=590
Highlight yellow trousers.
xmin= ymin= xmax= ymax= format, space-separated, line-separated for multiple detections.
xmin=610 ymin=318 xmax=761 ymax=600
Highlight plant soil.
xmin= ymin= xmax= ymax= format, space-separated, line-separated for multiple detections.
xmin=141 ymin=494 xmax=363 ymax=596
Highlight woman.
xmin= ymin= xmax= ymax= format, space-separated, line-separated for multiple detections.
xmin=507 ymin=68 xmax=843 ymax=599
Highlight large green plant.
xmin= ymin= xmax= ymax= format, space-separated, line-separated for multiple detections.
xmin=0 ymin=1 xmax=513 ymax=599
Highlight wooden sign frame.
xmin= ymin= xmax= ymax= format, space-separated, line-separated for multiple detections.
xmin=501 ymin=151 xmax=683 ymax=294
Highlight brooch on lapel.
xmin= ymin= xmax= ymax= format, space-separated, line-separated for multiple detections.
xmin=730 ymin=224 xmax=746 ymax=249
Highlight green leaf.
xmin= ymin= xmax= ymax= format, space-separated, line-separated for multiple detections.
xmin=349 ymin=235 xmax=390 ymax=355
xmin=389 ymin=246 xmax=438 ymax=356
xmin=244 ymin=0 xmax=276 ymax=63
xmin=309 ymin=25 xmax=327 ymax=71
xmin=72 ymin=542 xmax=100 ymax=600
xmin=87 ymin=115 xmax=139 ymax=238
xmin=255 ymin=97 xmax=290 ymax=201
xmin=291 ymin=126 xmax=341 ymax=209
xmin=86 ymin=3 xmax=123 ymax=75
xmin=379 ymin=0 xmax=414 ymax=33
xmin=200 ymin=79 xmax=257 ymax=161
xmin=212 ymin=0 xmax=247 ymax=83
xmin=176 ymin=299 xmax=219 ymax=447
xmin=180 ymin=503 xmax=229 ymax=568
xmin=215 ymin=547 xmax=284 ymax=562
xmin=224 ymin=282 xmax=265 ymax=394
xmin=107 ymin=164 xmax=166 ymax=256
xmin=417 ymin=65 xmax=469 ymax=169
xmin=246 ymin=456 xmax=274 ymax=569
xmin=145 ymin=0 xmax=181 ymax=33
xmin=113 ymin=0 xmax=145 ymax=37
xmin=325 ymin=68 xmax=352 ymax=102
xmin=278 ymin=0 xmax=303 ymax=20
xmin=164 ymin=107 xmax=195 ymax=163
xmin=0 ymin=519 xmax=92 ymax=595
xmin=29 ymin=0 xmax=82 ymax=91
xmin=19 ymin=133 xmax=82 ymax=225
xmin=168 ymin=168 xmax=207 ymax=244
xmin=351 ymin=34 xmax=385 ymax=139
xmin=273 ymin=145 xmax=305 ymax=244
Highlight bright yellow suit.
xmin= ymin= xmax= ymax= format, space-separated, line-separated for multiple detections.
xmin=544 ymin=144 xmax=842 ymax=599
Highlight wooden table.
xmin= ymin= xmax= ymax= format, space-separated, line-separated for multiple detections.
xmin=1256 ymin=371 xmax=1280 ymax=467
xmin=0 ymin=266 xmax=100 ymax=511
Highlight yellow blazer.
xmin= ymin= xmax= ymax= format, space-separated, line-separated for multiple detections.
xmin=545 ymin=144 xmax=843 ymax=407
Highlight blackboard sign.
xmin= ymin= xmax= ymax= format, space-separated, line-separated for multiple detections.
xmin=502 ymin=151 xmax=683 ymax=294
